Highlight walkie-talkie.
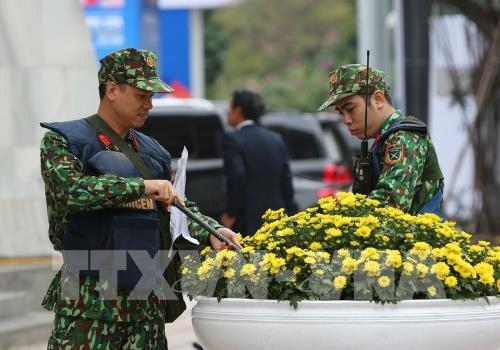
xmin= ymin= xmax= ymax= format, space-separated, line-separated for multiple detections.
xmin=352 ymin=50 xmax=372 ymax=195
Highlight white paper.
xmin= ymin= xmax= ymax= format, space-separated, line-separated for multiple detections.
xmin=170 ymin=147 xmax=200 ymax=246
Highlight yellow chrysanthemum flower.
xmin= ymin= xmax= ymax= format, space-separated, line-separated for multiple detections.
xmin=364 ymin=261 xmax=381 ymax=277
xmin=333 ymin=275 xmax=347 ymax=290
xmin=445 ymin=276 xmax=458 ymax=288
xmin=240 ymin=263 xmax=257 ymax=276
xmin=430 ymin=262 xmax=450 ymax=280
xmin=224 ymin=268 xmax=235 ymax=279
xmin=309 ymin=242 xmax=322 ymax=251
xmin=341 ymin=257 xmax=358 ymax=275
xmin=377 ymin=276 xmax=391 ymax=288
xmin=304 ymin=257 xmax=316 ymax=265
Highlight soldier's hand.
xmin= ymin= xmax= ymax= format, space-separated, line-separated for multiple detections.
xmin=209 ymin=227 xmax=242 ymax=251
xmin=143 ymin=179 xmax=185 ymax=206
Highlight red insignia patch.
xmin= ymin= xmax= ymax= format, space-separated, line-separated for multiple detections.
xmin=98 ymin=132 xmax=112 ymax=149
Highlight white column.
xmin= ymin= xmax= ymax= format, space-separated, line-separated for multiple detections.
xmin=189 ymin=9 xmax=205 ymax=98
xmin=0 ymin=0 xmax=97 ymax=257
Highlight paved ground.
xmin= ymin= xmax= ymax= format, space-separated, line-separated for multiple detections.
xmin=9 ymin=298 xmax=201 ymax=350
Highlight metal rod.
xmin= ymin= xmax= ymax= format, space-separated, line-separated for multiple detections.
xmin=173 ymin=200 xmax=241 ymax=251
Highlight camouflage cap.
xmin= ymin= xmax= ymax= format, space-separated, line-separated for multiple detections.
xmin=97 ymin=48 xmax=173 ymax=93
xmin=317 ymin=64 xmax=389 ymax=111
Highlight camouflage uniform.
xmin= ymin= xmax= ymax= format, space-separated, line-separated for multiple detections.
xmin=40 ymin=48 xmax=221 ymax=349
xmin=318 ymin=64 xmax=445 ymax=215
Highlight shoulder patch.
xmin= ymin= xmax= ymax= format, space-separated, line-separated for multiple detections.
xmin=384 ymin=144 xmax=405 ymax=165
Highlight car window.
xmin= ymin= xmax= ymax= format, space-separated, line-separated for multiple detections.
xmin=321 ymin=127 xmax=344 ymax=163
xmin=266 ymin=125 xmax=323 ymax=159
xmin=138 ymin=114 xmax=223 ymax=159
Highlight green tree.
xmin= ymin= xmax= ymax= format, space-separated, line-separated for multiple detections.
xmin=204 ymin=0 xmax=356 ymax=111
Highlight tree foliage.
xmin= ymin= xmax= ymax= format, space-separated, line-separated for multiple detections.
xmin=204 ymin=0 xmax=356 ymax=111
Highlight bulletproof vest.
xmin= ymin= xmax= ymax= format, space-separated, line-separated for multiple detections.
xmin=41 ymin=119 xmax=172 ymax=290
xmin=369 ymin=115 xmax=446 ymax=218
xmin=370 ymin=115 xmax=443 ymax=188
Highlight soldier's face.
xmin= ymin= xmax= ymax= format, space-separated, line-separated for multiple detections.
xmin=335 ymin=94 xmax=377 ymax=139
xmin=112 ymin=84 xmax=155 ymax=130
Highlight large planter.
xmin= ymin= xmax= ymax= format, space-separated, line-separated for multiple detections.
xmin=192 ymin=296 xmax=500 ymax=350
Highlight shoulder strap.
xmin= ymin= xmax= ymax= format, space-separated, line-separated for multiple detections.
xmin=86 ymin=114 xmax=153 ymax=179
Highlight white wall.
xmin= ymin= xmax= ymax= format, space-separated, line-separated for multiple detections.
xmin=428 ymin=15 xmax=477 ymax=221
xmin=0 ymin=0 xmax=98 ymax=257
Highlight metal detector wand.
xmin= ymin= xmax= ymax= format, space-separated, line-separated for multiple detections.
xmin=173 ymin=200 xmax=241 ymax=251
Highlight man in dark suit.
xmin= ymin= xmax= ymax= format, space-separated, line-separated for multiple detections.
xmin=220 ymin=89 xmax=298 ymax=236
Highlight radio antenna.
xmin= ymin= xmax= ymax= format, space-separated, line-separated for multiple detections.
xmin=361 ymin=50 xmax=370 ymax=156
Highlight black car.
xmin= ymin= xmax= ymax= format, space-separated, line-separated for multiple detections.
xmin=138 ymin=98 xmax=228 ymax=219
xmin=137 ymin=98 xmax=359 ymax=220
xmin=260 ymin=111 xmax=358 ymax=208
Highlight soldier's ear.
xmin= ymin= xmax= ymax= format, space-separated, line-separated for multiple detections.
xmin=372 ymin=90 xmax=386 ymax=109
xmin=106 ymin=82 xmax=119 ymax=100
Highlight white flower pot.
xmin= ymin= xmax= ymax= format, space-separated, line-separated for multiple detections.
xmin=192 ymin=296 xmax=500 ymax=350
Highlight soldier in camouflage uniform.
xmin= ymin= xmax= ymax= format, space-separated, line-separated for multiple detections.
xmin=39 ymin=48 xmax=239 ymax=349
xmin=318 ymin=64 xmax=446 ymax=217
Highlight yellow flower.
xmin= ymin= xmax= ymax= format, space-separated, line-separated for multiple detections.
xmin=478 ymin=274 xmax=494 ymax=286
xmin=416 ymin=263 xmax=429 ymax=278
xmin=474 ymin=262 xmax=494 ymax=276
xmin=286 ymin=246 xmax=304 ymax=258
xmin=325 ymin=227 xmax=342 ymax=239
xmin=334 ymin=216 xmax=353 ymax=228
xmin=309 ymin=242 xmax=322 ymax=250
xmin=224 ymin=268 xmax=235 ymax=279
xmin=453 ymin=259 xmax=477 ymax=279
xmin=240 ymin=246 xmax=255 ymax=254
xmin=363 ymin=261 xmax=381 ymax=277
xmin=355 ymin=225 xmax=372 ymax=238
xmin=431 ymin=248 xmax=446 ymax=259
xmin=200 ymin=246 xmax=211 ymax=256
xmin=336 ymin=192 xmax=357 ymax=207
xmin=240 ymin=263 xmax=256 ymax=276
xmin=197 ymin=259 xmax=214 ymax=280
xmin=304 ymin=257 xmax=316 ymax=265
xmin=361 ymin=247 xmax=379 ymax=261
xmin=277 ymin=227 xmax=294 ymax=237
xmin=333 ymin=275 xmax=347 ymax=290
xmin=496 ymin=279 xmax=500 ymax=292
xmin=430 ymin=262 xmax=450 ymax=280
xmin=377 ymin=276 xmax=391 ymax=288
xmin=410 ymin=242 xmax=432 ymax=260
xmin=478 ymin=240 xmax=491 ymax=247
xmin=314 ymin=269 xmax=324 ymax=276
xmin=318 ymin=196 xmax=336 ymax=211
xmin=445 ymin=242 xmax=462 ymax=255
xmin=402 ymin=262 xmax=414 ymax=276
xmin=341 ymin=257 xmax=358 ymax=275
xmin=445 ymin=276 xmax=458 ymax=288
xmin=469 ymin=245 xmax=485 ymax=253
xmin=337 ymin=248 xmax=350 ymax=257
xmin=427 ymin=286 xmax=437 ymax=297
xmin=384 ymin=250 xmax=402 ymax=268
xmin=293 ymin=266 xmax=301 ymax=274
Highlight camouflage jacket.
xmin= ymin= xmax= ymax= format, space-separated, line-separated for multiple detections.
xmin=40 ymin=130 xmax=222 ymax=322
xmin=369 ymin=110 xmax=444 ymax=214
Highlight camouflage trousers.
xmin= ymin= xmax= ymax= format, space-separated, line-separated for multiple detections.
xmin=47 ymin=313 xmax=167 ymax=349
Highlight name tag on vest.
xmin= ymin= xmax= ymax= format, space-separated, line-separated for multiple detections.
xmin=121 ymin=197 xmax=155 ymax=210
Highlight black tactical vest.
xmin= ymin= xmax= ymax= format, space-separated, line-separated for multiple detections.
xmin=41 ymin=119 xmax=172 ymax=290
